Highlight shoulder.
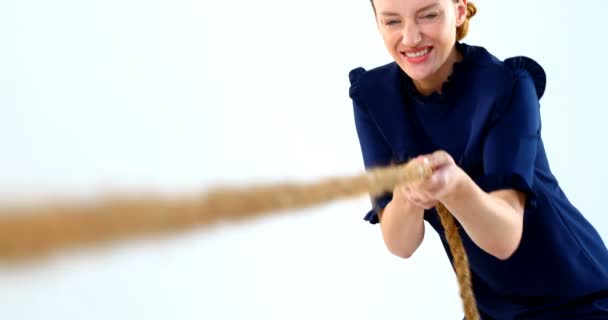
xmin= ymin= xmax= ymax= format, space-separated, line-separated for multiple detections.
xmin=348 ymin=61 xmax=396 ymax=85
xmin=503 ymin=56 xmax=546 ymax=100
xmin=348 ymin=62 xmax=405 ymax=113
xmin=348 ymin=62 xmax=400 ymax=103
xmin=466 ymin=43 xmax=546 ymax=100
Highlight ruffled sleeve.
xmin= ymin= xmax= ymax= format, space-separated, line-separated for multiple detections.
xmin=503 ymin=56 xmax=546 ymax=99
xmin=349 ymin=67 xmax=393 ymax=224
xmin=475 ymin=57 xmax=545 ymax=208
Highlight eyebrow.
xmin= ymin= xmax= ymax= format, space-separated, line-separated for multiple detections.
xmin=379 ymin=2 xmax=440 ymax=16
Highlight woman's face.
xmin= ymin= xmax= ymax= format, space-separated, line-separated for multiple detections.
xmin=372 ymin=0 xmax=466 ymax=82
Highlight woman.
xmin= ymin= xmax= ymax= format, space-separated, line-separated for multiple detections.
xmin=349 ymin=0 xmax=608 ymax=319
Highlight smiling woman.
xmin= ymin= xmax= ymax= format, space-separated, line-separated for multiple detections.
xmin=369 ymin=0 xmax=476 ymax=93
xmin=351 ymin=0 xmax=608 ymax=319
xmin=1 ymin=1 xmax=608 ymax=320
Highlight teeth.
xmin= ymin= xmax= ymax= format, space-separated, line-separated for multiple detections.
xmin=405 ymin=48 xmax=430 ymax=58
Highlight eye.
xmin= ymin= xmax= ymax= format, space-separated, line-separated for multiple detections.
xmin=422 ymin=13 xmax=438 ymax=20
xmin=385 ymin=19 xmax=401 ymax=26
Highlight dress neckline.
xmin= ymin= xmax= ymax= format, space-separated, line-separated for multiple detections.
xmin=401 ymin=42 xmax=474 ymax=105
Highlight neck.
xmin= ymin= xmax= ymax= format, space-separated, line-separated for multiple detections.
xmin=413 ymin=45 xmax=463 ymax=96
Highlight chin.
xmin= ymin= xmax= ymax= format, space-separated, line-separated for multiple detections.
xmin=407 ymin=70 xmax=433 ymax=81
xmin=397 ymin=62 xmax=435 ymax=81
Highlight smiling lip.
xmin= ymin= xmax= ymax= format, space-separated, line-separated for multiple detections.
xmin=401 ymin=46 xmax=433 ymax=64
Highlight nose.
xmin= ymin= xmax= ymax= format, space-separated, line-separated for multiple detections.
xmin=401 ymin=22 xmax=422 ymax=47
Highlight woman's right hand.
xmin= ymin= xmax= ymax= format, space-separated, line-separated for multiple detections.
xmin=394 ymin=183 xmax=438 ymax=210
xmin=393 ymin=157 xmax=438 ymax=210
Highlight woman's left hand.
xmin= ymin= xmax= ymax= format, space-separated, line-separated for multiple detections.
xmin=411 ymin=150 xmax=466 ymax=203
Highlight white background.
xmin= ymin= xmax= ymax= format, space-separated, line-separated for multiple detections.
xmin=1 ymin=0 xmax=607 ymax=319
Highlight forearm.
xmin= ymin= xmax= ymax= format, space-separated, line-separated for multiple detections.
xmin=379 ymin=198 xmax=425 ymax=259
xmin=441 ymin=172 xmax=524 ymax=260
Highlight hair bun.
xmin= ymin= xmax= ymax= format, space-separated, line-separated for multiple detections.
xmin=466 ymin=2 xmax=477 ymax=19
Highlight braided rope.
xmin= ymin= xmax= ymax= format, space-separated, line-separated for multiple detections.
xmin=0 ymin=160 xmax=479 ymax=319
xmin=437 ymin=203 xmax=480 ymax=320
xmin=0 ymin=161 xmax=429 ymax=260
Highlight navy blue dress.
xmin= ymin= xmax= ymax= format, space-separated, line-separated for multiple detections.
xmin=349 ymin=42 xmax=608 ymax=319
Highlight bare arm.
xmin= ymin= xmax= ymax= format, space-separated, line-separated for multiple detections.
xmin=438 ymin=68 xmax=539 ymax=260
xmin=407 ymin=151 xmax=527 ymax=260
xmin=441 ymin=170 xmax=526 ymax=260
xmin=378 ymin=192 xmax=425 ymax=259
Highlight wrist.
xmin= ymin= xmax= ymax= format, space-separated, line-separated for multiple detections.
xmin=440 ymin=167 xmax=471 ymax=204
xmin=388 ymin=195 xmax=423 ymax=215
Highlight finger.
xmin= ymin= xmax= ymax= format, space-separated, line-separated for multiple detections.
xmin=409 ymin=197 xmax=426 ymax=209
xmin=414 ymin=155 xmax=432 ymax=173
xmin=394 ymin=184 xmax=413 ymax=201
xmin=409 ymin=188 xmax=433 ymax=205
xmin=420 ymin=188 xmax=438 ymax=202
xmin=422 ymin=178 xmax=444 ymax=197
xmin=416 ymin=171 xmax=441 ymax=193
xmin=403 ymin=187 xmax=419 ymax=203
xmin=405 ymin=184 xmax=437 ymax=208
xmin=412 ymin=196 xmax=437 ymax=210
xmin=420 ymin=200 xmax=438 ymax=210
xmin=414 ymin=155 xmax=430 ymax=164
xmin=401 ymin=183 xmax=413 ymax=195
xmin=427 ymin=150 xmax=454 ymax=170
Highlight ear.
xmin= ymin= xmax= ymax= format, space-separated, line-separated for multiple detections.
xmin=455 ymin=0 xmax=467 ymax=27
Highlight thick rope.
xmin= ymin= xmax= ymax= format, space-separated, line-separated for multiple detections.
xmin=437 ymin=203 xmax=480 ymax=320
xmin=0 ymin=160 xmax=479 ymax=319
xmin=0 ymin=161 xmax=430 ymax=260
